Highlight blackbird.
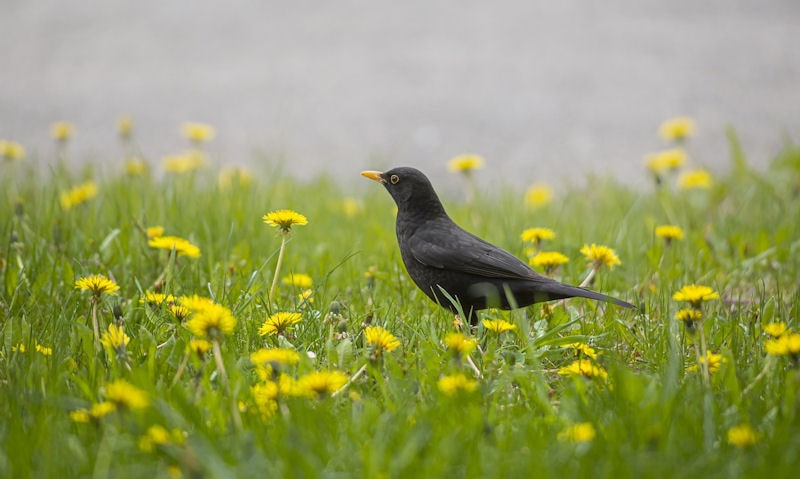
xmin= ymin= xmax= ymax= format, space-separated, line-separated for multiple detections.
xmin=362 ymin=166 xmax=634 ymax=324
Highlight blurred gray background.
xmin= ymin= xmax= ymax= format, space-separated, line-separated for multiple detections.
xmin=2 ymin=0 xmax=799 ymax=187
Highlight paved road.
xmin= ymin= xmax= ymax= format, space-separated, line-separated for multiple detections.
xmin=3 ymin=0 xmax=799 ymax=189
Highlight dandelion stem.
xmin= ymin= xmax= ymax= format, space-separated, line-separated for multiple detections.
xmin=93 ymin=427 xmax=116 ymax=479
xmin=579 ymin=267 xmax=597 ymax=288
xmin=552 ymin=267 xmax=598 ymax=309
xmin=697 ymin=323 xmax=711 ymax=387
xmin=702 ymin=386 xmax=715 ymax=451
xmin=151 ymin=248 xmax=176 ymax=291
xmin=742 ymin=356 xmax=774 ymax=396
xmin=269 ymin=233 xmax=288 ymax=303
xmin=118 ymin=349 xmax=132 ymax=372
xmin=211 ymin=340 xmax=229 ymax=389
xmin=333 ymin=363 xmax=368 ymax=397
xmin=151 ymin=264 xmax=169 ymax=290
xmin=466 ymin=354 xmax=483 ymax=378
xmin=690 ymin=322 xmax=714 ymax=451
xmin=464 ymin=173 xmax=476 ymax=203
xmin=212 ymin=339 xmax=242 ymax=431
xmin=172 ymin=350 xmax=191 ymax=386
xmin=91 ymin=299 xmax=101 ymax=351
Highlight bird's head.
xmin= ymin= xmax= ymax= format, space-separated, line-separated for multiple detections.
xmin=361 ymin=167 xmax=445 ymax=217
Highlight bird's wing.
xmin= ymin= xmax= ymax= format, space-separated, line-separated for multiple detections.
xmin=408 ymin=220 xmax=535 ymax=279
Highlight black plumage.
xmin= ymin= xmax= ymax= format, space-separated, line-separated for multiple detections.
xmin=362 ymin=166 xmax=634 ymax=324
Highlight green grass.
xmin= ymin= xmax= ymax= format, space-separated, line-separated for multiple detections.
xmin=2 ymin=136 xmax=800 ymax=478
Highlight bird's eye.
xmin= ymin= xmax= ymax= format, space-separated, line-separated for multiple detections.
xmin=390 ymin=175 xmax=400 ymax=184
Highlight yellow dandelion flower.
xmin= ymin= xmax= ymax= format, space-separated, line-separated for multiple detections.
xmin=437 ymin=373 xmax=479 ymax=395
xmin=364 ymin=325 xmax=401 ymax=353
xmin=341 ymin=198 xmax=361 ymax=217
xmin=188 ymin=338 xmax=212 ymax=356
xmin=60 ymin=181 xmax=98 ymax=210
xmin=521 ymin=227 xmax=556 ymax=244
xmin=148 ymin=235 xmax=201 ymax=258
xmin=138 ymin=425 xmax=171 ymax=453
xmin=727 ymin=424 xmax=758 ymax=448
xmin=11 ymin=343 xmax=26 ymax=353
xmin=259 ymin=312 xmax=302 ymax=336
xmin=0 ymin=140 xmax=26 ymax=161
xmin=139 ymin=291 xmax=175 ymax=305
xmin=125 ymin=157 xmax=148 ymax=176
xmin=279 ymin=373 xmax=305 ymax=397
xmin=558 ymin=422 xmax=596 ymax=443
xmin=281 ymin=273 xmax=313 ymax=289
xmin=525 ymin=184 xmax=553 ymax=208
xmin=35 ymin=344 xmax=53 ymax=356
xmin=263 ymin=209 xmax=308 ymax=233
xmin=218 ymin=166 xmax=253 ymax=189
xmin=645 ymin=148 xmax=688 ymax=175
xmin=558 ymin=359 xmax=608 ymax=380
xmin=675 ymin=308 xmax=704 ymax=323
xmin=448 ymin=154 xmax=485 ymax=173
xmin=100 ymin=324 xmax=130 ymax=350
xmin=179 ymin=294 xmax=217 ymax=313
xmin=251 ymin=376 xmax=303 ymax=414
xmin=678 ymin=169 xmax=713 ymax=189
xmin=75 ymin=274 xmax=120 ymax=297
xmin=145 ymin=226 xmax=164 ymax=239
xmin=167 ymin=466 xmax=182 ymax=479
xmin=254 ymin=362 xmax=297 ymax=382
xmin=658 ymin=116 xmax=696 ymax=142
xmin=117 ymin=115 xmax=134 ymax=139
xmin=763 ymin=322 xmax=789 ymax=338
xmin=655 ymin=225 xmax=685 ymax=242
xmin=296 ymin=370 xmax=348 ymax=397
xmin=162 ymin=154 xmax=191 ymax=174
xmin=170 ymin=304 xmax=191 ymax=321
xmin=673 ymin=284 xmax=719 ymax=306
xmin=185 ymin=303 xmax=236 ymax=339
xmin=89 ymin=401 xmax=117 ymax=419
xmin=364 ymin=265 xmax=385 ymax=282
xmin=181 ymin=122 xmax=216 ymax=142
xmin=252 ymin=380 xmax=279 ymax=401
xmin=444 ymin=332 xmax=478 ymax=356
xmin=687 ymin=351 xmax=726 ymax=374
xmin=580 ymin=243 xmax=621 ymax=270
xmin=163 ymin=151 xmax=205 ymax=174
xmin=103 ymin=380 xmax=149 ymax=410
xmin=566 ymin=343 xmax=598 ymax=360
xmin=90 ymin=401 xmax=117 ymax=418
xmin=482 ymin=318 xmax=516 ymax=334
xmin=51 ymin=121 xmax=74 ymax=141
xmin=251 ymin=383 xmax=279 ymax=418
xmin=297 ymin=289 xmax=314 ymax=304
xmin=529 ymin=251 xmax=570 ymax=271
xmin=765 ymin=333 xmax=800 ymax=356
xmin=69 ymin=409 xmax=91 ymax=423
xmin=251 ymin=348 xmax=301 ymax=367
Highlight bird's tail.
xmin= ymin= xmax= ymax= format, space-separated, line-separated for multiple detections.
xmin=538 ymin=282 xmax=636 ymax=309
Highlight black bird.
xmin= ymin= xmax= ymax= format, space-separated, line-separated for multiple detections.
xmin=362 ymin=166 xmax=635 ymax=324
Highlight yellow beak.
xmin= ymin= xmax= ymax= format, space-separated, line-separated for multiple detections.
xmin=361 ymin=170 xmax=385 ymax=183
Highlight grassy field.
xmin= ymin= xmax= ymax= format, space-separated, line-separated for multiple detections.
xmin=1 ymin=129 xmax=800 ymax=478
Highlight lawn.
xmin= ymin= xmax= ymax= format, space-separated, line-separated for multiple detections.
xmin=1 ymin=124 xmax=800 ymax=478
